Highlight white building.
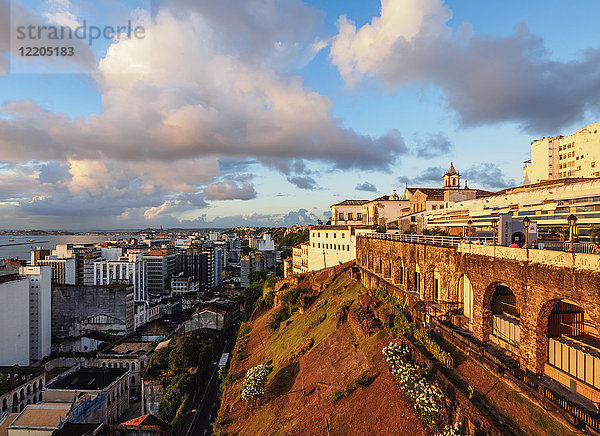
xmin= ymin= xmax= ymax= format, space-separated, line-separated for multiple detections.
xmin=307 ymin=226 xmax=373 ymax=271
xmin=0 ymin=273 xmax=30 ymax=366
xmin=250 ymin=234 xmax=275 ymax=251
xmin=19 ymin=266 xmax=52 ymax=362
xmin=524 ymin=121 xmax=600 ymax=184
xmin=94 ymin=253 xmax=147 ymax=301
xmin=170 ymin=274 xmax=199 ymax=296
xmin=330 ymin=200 xmax=369 ymax=225
xmin=37 ymin=257 xmax=76 ymax=285
xmin=100 ymin=247 xmax=123 ymax=261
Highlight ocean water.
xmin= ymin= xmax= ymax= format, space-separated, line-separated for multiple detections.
xmin=0 ymin=235 xmax=130 ymax=261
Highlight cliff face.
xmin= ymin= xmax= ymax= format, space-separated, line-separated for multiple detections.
xmin=215 ymin=268 xmax=428 ymax=436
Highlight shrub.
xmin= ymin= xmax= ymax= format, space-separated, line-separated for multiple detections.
xmin=351 ymin=305 xmax=381 ymax=335
xmin=268 ymin=306 xmax=292 ymax=330
xmin=288 ymin=338 xmax=313 ymax=361
xmin=437 ymin=424 xmax=469 ymax=436
xmin=241 ymin=364 xmax=270 ymax=405
xmin=382 ymin=342 xmax=444 ymax=427
xmin=414 ymin=329 xmax=454 ymax=370
xmin=158 ymin=373 xmax=194 ymax=424
xmin=169 ymin=336 xmax=202 ymax=370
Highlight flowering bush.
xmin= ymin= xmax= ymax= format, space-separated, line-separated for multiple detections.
xmin=437 ymin=424 xmax=469 ymax=436
xmin=240 ymin=364 xmax=270 ymax=405
xmin=382 ymin=342 xmax=444 ymax=427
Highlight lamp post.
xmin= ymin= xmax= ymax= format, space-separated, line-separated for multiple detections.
xmin=467 ymin=220 xmax=473 ymax=244
xmin=491 ymin=218 xmax=497 ymax=246
xmin=523 ymin=216 xmax=530 ymax=248
xmin=567 ymin=214 xmax=578 ymax=252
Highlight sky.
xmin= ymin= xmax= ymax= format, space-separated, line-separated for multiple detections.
xmin=0 ymin=0 xmax=600 ymax=230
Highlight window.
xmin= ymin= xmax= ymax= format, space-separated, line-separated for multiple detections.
xmin=333 ymin=233 xmax=336 ymax=238
xmin=348 ymin=213 xmax=353 ymax=220
xmin=325 ymin=233 xmax=328 ymax=238
xmin=347 ymin=245 xmax=350 ymax=251
xmin=357 ymin=213 xmax=362 ymax=220
xmin=342 ymin=233 xmax=345 ymax=239
xmin=338 ymin=212 xmax=344 ymax=220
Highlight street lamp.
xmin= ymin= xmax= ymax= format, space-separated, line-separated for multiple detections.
xmin=567 ymin=214 xmax=578 ymax=252
xmin=467 ymin=220 xmax=473 ymax=244
xmin=491 ymin=218 xmax=497 ymax=246
xmin=523 ymin=216 xmax=530 ymax=248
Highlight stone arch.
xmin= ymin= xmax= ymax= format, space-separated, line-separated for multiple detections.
xmin=482 ymin=281 xmax=521 ymax=347
xmin=19 ymin=389 xmax=24 ymax=401
xmin=393 ymin=257 xmax=405 ymax=286
xmin=26 ymin=385 xmax=30 ymax=396
xmin=414 ymin=263 xmax=423 ymax=298
xmin=432 ymin=267 xmax=441 ymax=303
xmin=2 ymin=397 xmax=7 ymax=411
xmin=534 ymin=298 xmax=599 ymax=374
xmin=33 ymin=381 xmax=37 ymax=393
xmin=12 ymin=393 xmax=18 ymax=412
xmin=457 ymin=274 xmax=474 ymax=321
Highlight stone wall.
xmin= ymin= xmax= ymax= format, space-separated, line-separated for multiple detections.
xmin=51 ymin=284 xmax=133 ymax=338
xmin=357 ymin=237 xmax=600 ymax=373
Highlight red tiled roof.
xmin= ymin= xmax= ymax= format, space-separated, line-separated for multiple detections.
xmin=120 ymin=414 xmax=169 ymax=428
xmin=331 ymin=199 xmax=370 ymax=206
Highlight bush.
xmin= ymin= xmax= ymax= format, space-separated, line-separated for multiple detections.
xmin=414 ymin=329 xmax=454 ymax=370
xmin=268 ymin=306 xmax=292 ymax=330
xmin=288 ymin=338 xmax=313 ymax=361
xmin=382 ymin=342 xmax=443 ymax=427
xmin=169 ymin=336 xmax=202 ymax=370
xmin=158 ymin=373 xmax=194 ymax=424
xmin=146 ymin=347 xmax=170 ymax=374
xmin=241 ymin=364 xmax=270 ymax=405
xmin=351 ymin=305 xmax=381 ymax=335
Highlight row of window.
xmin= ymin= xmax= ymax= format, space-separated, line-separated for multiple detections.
xmin=312 ymin=243 xmax=350 ymax=251
xmin=337 ymin=212 xmax=362 ymax=221
xmin=312 ymin=232 xmax=346 ymax=239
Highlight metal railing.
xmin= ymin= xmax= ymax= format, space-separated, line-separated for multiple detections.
xmin=359 ymin=232 xmax=495 ymax=247
xmin=541 ymin=241 xmax=596 ymax=254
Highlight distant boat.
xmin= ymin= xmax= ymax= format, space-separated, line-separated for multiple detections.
xmin=27 ymin=239 xmax=35 ymax=242
xmin=8 ymin=239 xmax=14 ymax=241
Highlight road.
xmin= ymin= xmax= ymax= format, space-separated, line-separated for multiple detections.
xmin=186 ymin=336 xmax=235 ymax=436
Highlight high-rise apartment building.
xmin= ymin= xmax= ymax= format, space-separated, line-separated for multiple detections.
xmin=144 ymin=251 xmax=178 ymax=297
xmin=94 ymin=253 xmax=148 ymax=301
xmin=20 ymin=266 xmax=52 ymax=361
xmin=524 ymin=121 xmax=600 ymax=184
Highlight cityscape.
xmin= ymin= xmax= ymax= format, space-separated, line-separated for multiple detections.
xmin=2 ymin=0 xmax=600 ymax=435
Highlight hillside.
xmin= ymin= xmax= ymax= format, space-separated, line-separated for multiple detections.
xmin=213 ymin=268 xmax=428 ymax=435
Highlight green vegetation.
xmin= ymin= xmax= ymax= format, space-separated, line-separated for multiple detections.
xmin=268 ymin=287 xmax=305 ymax=330
xmin=330 ymin=372 xmax=371 ymax=402
xmin=287 ymin=337 xmax=313 ymax=361
xmin=158 ymin=373 xmax=194 ymax=424
xmin=422 ymin=228 xmax=449 ymax=236
xmin=376 ymin=288 xmax=453 ymax=369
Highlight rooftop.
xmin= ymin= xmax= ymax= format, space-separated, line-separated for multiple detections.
xmin=46 ymin=368 xmax=127 ymax=391
xmin=331 ymin=199 xmax=370 ymax=206
xmin=119 ymin=413 xmax=170 ymax=428
xmin=106 ymin=342 xmax=155 ymax=356
xmin=10 ymin=403 xmax=71 ymax=429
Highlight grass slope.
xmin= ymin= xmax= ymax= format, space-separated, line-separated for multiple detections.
xmin=216 ymin=271 xmax=427 ymax=436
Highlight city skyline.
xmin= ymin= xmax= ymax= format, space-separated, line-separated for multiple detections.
xmin=1 ymin=0 xmax=600 ymax=230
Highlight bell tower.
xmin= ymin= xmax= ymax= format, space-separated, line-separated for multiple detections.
xmin=443 ymin=162 xmax=460 ymax=189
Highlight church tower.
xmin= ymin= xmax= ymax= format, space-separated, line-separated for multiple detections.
xmin=443 ymin=162 xmax=460 ymax=189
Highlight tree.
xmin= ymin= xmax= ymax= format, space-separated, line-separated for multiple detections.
xmin=169 ymin=336 xmax=201 ymax=370
xmin=590 ymin=227 xmax=600 ymax=244
xmin=158 ymin=373 xmax=193 ymax=423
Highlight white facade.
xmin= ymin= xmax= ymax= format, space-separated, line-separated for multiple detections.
xmin=524 ymin=121 xmax=600 ymax=184
xmin=171 ymin=275 xmax=199 ymax=295
xmin=330 ymin=200 xmax=368 ymax=225
xmin=0 ymin=275 xmax=30 ymax=366
xmin=94 ymin=254 xmax=147 ymax=301
xmin=257 ymin=234 xmax=274 ymax=251
xmin=307 ymin=226 xmax=373 ymax=271
xmin=20 ymin=266 xmax=52 ymax=362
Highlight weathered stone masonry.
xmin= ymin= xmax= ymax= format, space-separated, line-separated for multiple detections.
xmin=356 ymin=237 xmax=600 ymax=374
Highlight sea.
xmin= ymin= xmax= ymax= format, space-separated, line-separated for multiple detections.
xmin=0 ymin=235 xmax=132 ymax=261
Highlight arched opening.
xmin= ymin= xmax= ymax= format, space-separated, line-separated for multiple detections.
xmin=395 ymin=259 xmax=404 ymax=285
xmin=414 ymin=264 xmax=422 ymax=298
xmin=33 ymin=382 xmax=37 ymax=393
xmin=12 ymin=393 xmax=18 ymax=412
xmin=490 ymin=284 xmax=520 ymax=349
xmin=544 ymin=300 xmax=600 ymax=391
xmin=2 ymin=398 xmax=7 ymax=411
xmin=19 ymin=390 xmax=24 ymax=401
xmin=26 ymin=386 xmax=30 ymax=396
xmin=458 ymin=274 xmax=473 ymax=322
xmin=433 ymin=268 xmax=441 ymax=303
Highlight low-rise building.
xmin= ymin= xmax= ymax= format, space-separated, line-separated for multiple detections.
xmin=44 ymin=368 xmax=129 ymax=425
xmin=330 ymin=200 xmax=368 ymax=226
xmin=0 ymin=368 xmax=45 ymax=419
xmin=97 ymin=342 xmax=154 ymax=396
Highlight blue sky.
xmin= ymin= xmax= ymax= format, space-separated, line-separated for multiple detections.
xmin=0 ymin=0 xmax=599 ymax=230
